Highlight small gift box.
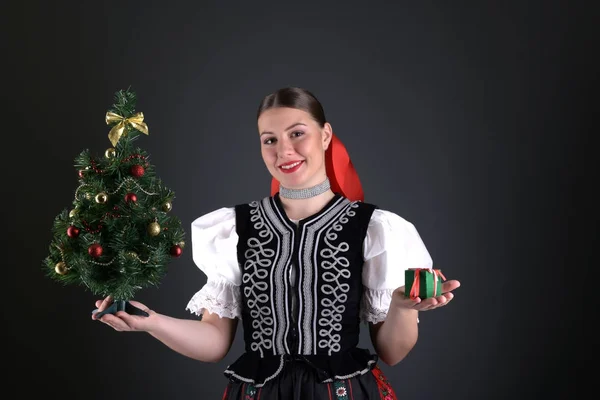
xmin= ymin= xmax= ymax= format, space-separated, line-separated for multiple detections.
xmin=405 ymin=268 xmax=446 ymax=299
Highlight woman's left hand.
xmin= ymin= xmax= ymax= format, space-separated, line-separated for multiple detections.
xmin=391 ymin=279 xmax=461 ymax=311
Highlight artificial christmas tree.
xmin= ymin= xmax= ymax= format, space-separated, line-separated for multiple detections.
xmin=44 ymin=88 xmax=185 ymax=318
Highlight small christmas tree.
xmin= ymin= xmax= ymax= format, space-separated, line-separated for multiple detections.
xmin=44 ymin=88 xmax=185 ymax=317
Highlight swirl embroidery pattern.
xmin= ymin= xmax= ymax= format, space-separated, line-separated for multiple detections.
xmin=262 ymin=197 xmax=293 ymax=354
xmin=318 ymin=202 xmax=359 ymax=355
xmin=243 ymin=201 xmax=275 ymax=357
xmin=300 ymin=196 xmax=349 ymax=354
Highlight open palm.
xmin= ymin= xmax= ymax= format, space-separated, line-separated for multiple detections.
xmin=392 ymin=279 xmax=461 ymax=311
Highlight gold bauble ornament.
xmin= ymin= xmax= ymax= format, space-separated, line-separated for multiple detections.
xmin=105 ymin=148 xmax=116 ymax=158
xmin=147 ymin=222 xmax=161 ymax=236
xmin=69 ymin=208 xmax=78 ymax=218
xmin=178 ymin=241 xmax=185 ymax=249
xmin=162 ymin=202 xmax=172 ymax=212
xmin=55 ymin=261 xmax=68 ymax=275
xmin=125 ymin=251 xmax=138 ymax=259
xmin=85 ymin=193 xmax=92 ymax=200
xmin=95 ymin=192 xmax=108 ymax=204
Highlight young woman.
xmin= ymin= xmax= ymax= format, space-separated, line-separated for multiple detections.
xmin=93 ymin=87 xmax=461 ymax=399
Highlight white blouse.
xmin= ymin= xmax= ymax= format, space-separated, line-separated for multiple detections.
xmin=186 ymin=207 xmax=433 ymax=324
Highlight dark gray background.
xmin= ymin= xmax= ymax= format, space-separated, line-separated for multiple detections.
xmin=2 ymin=1 xmax=591 ymax=399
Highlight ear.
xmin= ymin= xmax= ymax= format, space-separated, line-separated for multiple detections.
xmin=322 ymin=123 xmax=333 ymax=150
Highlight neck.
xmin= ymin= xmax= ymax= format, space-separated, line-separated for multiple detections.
xmin=278 ymin=177 xmax=335 ymax=220
xmin=279 ymin=177 xmax=331 ymax=200
xmin=279 ymin=189 xmax=336 ymax=221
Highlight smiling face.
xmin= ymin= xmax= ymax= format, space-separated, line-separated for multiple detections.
xmin=258 ymin=107 xmax=332 ymax=190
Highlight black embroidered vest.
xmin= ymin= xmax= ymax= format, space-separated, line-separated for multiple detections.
xmin=234 ymin=193 xmax=377 ymax=358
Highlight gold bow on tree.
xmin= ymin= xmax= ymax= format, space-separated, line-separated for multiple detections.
xmin=105 ymin=111 xmax=149 ymax=146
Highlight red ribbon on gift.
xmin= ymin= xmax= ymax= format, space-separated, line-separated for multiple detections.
xmin=408 ymin=268 xmax=447 ymax=300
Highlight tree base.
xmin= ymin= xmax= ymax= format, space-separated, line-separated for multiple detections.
xmin=92 ymin=300 xmax=149 ymax=318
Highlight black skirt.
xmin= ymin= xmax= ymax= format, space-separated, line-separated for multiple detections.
xmin=221 ymin=354 xmax=397 ymax=400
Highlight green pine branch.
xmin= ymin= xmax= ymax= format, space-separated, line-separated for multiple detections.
xmin=110 ymin=88 xmax=137 ymax=118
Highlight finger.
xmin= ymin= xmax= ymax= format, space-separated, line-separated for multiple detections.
xmin=99 ymin=314 xmax=130 ymax=331
xmin=435 ymin=296 xmax=447 ymax=306
xmin=442 ymin=280 xmax=461 ymax=293
xmin=415 ymin=298 xmax=438 ymax=311
xmin=102 ymin=319 xmax=122 ymax=331
xmin=99 ymin=295 xmax=113 ymax=311
xmin=115 ymin=311 xmax=139 ymax=329
xmin=407 ymin=297 xmax=422 ymax=308
xmin=432 ymin=293 xmax=454 ymax=309
xmin=397 ymin=297 xmax=421 ymax=309
xmin=97 ymin=313 xmax=118 ymax=326
xmin=420 ymin=298 xmax=437 ymax=307
xmin=92 ymin=296 xmax=113 ymax=320
xmin=107 ymin=320 xmax=127 ymax=332
xmin=91 ymin=304 xmax=104 ymax=320
xmin=128 ymin=300 xmax=150 ymax=314
xmin=393 ymin=286 xmax=406 ymax=297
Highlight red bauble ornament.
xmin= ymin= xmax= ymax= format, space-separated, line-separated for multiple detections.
xmin=88 ymin=243 xmax=103 ymax=258
xmin=170 ymin=245 xmax=182 ymax=257
xmin=125 ymin=193 xmax=138 ymax=203
xmin=78 ymin=170 xmax=84 ymax=178
xmin=130 ymin=165 xmax=145 ymax=178
xmin=67 ymin=226 xmax=80 ymax=238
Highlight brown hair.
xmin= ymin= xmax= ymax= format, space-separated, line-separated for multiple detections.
xmin=257 ymin=87 xmax=327 ymax=127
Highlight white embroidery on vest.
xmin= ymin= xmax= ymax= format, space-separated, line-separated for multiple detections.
xmin=243 ymin=201 xmax=275 ymax=357
xmin=318 ymin=202 xmax=359 ymax=355
xmin=261 ymin=197 xmax=292 ymax=354
xmin=301 ymin=197 xmax=350 ymax=354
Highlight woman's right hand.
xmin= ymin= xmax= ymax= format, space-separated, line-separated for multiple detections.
xmin=91 ymin=296 xmax=155 ymax=332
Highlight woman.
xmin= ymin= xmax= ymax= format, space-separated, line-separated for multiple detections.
xmin=93 ymin=87 xmax=461 ymax=399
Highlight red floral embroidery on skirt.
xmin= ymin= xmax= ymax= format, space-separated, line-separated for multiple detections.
xmin=371 ymin=365 xmax=397 ymax=400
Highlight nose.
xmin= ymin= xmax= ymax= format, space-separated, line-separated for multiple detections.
xmin=276 ymin=137 xmax=294 ymax=158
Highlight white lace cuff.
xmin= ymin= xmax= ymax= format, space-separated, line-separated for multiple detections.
xmin=360 ymin=288 xmax=393 ymax=324
xmin=186 ymin=279 xmax=242 ymax=319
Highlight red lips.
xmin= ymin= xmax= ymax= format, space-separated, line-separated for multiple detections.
xmin=278 ymin=160 xmax=304 ymax=174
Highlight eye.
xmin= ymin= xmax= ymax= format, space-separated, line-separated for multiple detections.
xmin=291 ymin=131 xmax=304 ymax=138
xmin=263 ymin=137 xmax=276 ymax=145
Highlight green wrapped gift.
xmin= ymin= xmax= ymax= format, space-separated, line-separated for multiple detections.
xmin=405 ymin=268 xmax=446 ymax=299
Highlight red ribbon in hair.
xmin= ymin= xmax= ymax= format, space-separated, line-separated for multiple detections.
xmin=270 ymin=133 xmax=364 ymax=202
xmin=408 ymin=268 xmax=446 ymax=300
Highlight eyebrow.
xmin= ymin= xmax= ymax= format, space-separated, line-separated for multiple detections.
xmin=260 ymin=122 xmax=307 ymax=136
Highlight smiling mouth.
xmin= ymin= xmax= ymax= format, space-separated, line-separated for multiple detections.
xmin=280 ymin=161 xmax=303 ymax=170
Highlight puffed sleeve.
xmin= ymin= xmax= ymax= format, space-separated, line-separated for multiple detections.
xmin=185 ymin=207 xmax=242 ymax=319
xmin=360 ymin=209 xmax=433 ymax=324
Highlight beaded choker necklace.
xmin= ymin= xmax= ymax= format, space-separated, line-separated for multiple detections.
xmin=279 ymin=178 xmax=331 ymax=199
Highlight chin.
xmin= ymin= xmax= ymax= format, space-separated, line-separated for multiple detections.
xmin=274 ymin=174 xmax=300 ymax=187
xmin=278 ymin=177 xmax=305 ymax=189
xmin=278 ymin=180 xmax=300 ymax=189
xmin=275 ymin=167 xmax=317 ymax=189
